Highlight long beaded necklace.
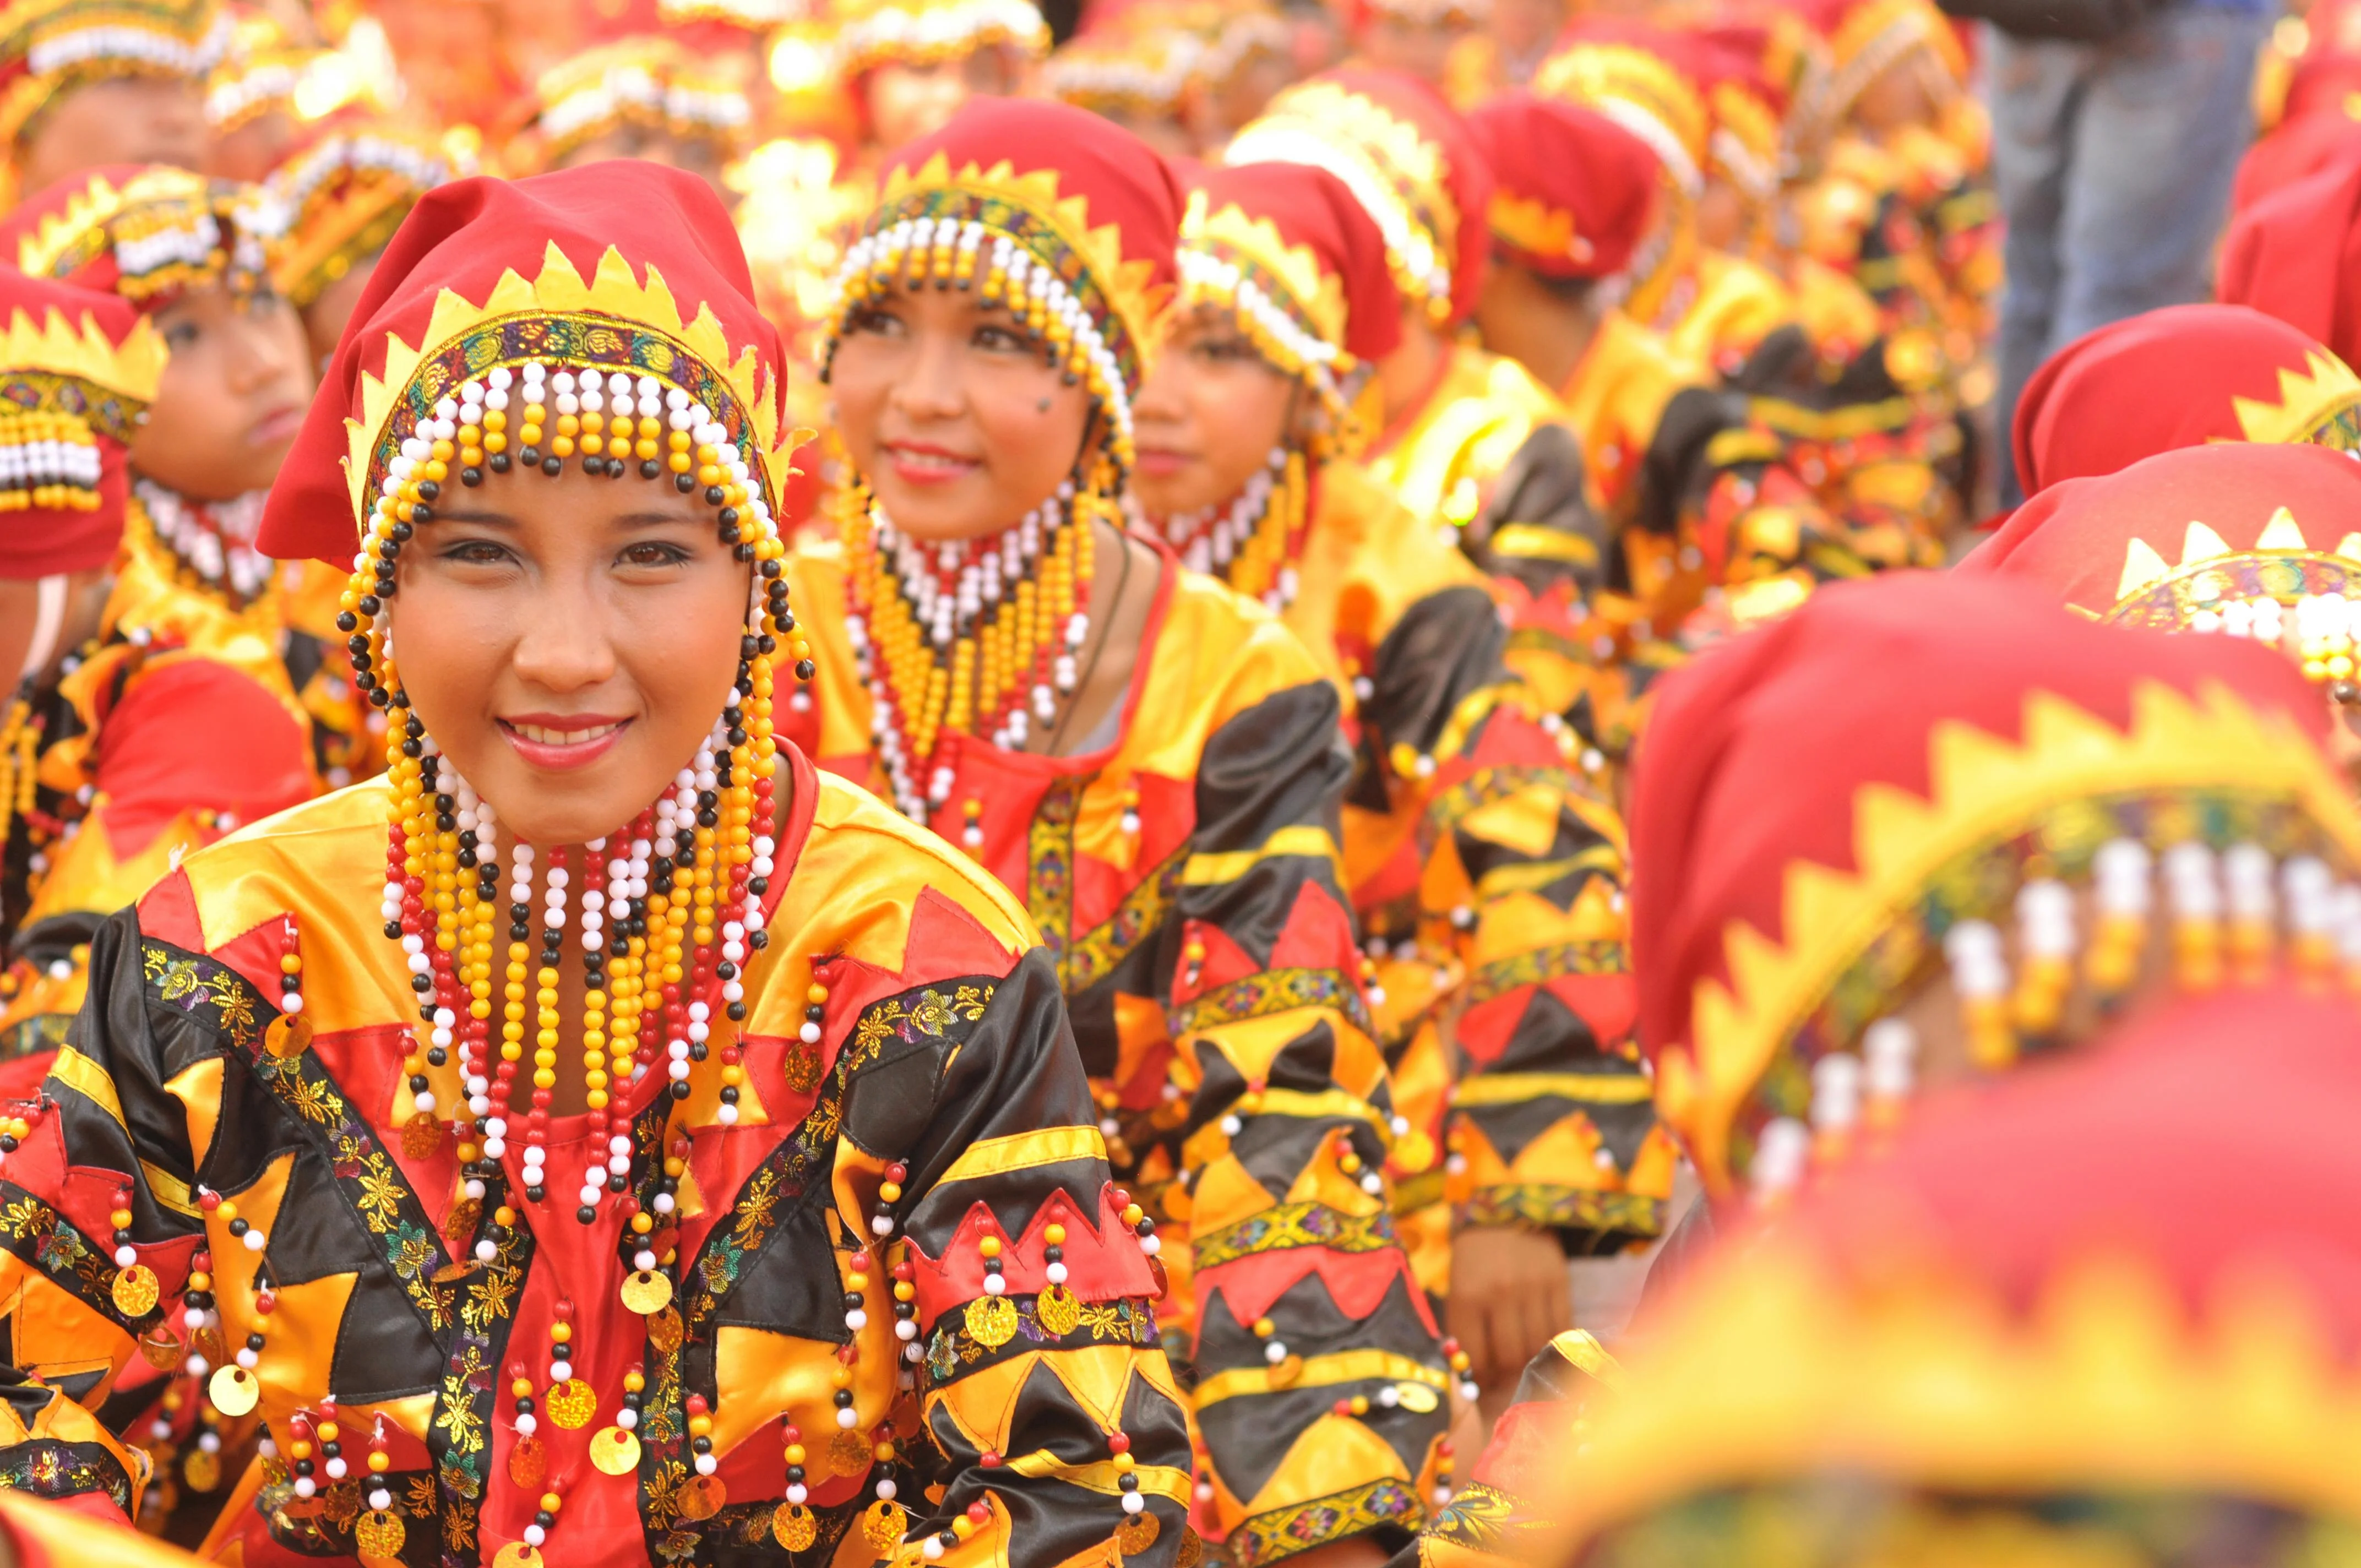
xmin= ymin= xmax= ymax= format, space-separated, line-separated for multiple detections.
xmin=838 ymin=475 xmax=1102 ymax=819
xmin=133 ymin=478 xmax=278 ymax=605
xmin=1150 ymin=445 xmax=1309 ymax=613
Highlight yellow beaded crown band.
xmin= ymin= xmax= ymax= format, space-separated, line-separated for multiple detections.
xmin=826 ymin=0 xmax=1047 ymax=77
xmin=0 ymin=0 xmax=226 ymax=145
xmin=1178 ymin=192 xmax=1362 ymax=450
xmin=532 ymin=39 xmax=751 ymax=162
xmin=9 ymin=164 xmax=278 ymax=304
xmin=820 ymin=152 xmax=1166 ymax=475
xmin=265 ymin=126 xmax=460 ymax=310
xmin=0 ymin=286 xmax=161 ymax=509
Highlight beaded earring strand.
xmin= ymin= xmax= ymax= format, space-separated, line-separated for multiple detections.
xmin=1154 ymin=445 xmax=1309 ymax=613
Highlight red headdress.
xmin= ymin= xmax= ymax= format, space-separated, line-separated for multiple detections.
xmin=1967 ymin=442 xmax=2361 ymax=695
xmin=2011 ymin=303 xmax=2361 ymax=495
xmin=1552 ymin=983 xmax=2361 ymax=1559
xmin=1535 ymin=19 xmax=1709 ymax=197
xmin=1223 ymin=66 xmax=1491 ymax=327
xmin=2218 ymin=150 xmax=2361 ymax=371
xmin=1466 ymin=90 xmax=1662 ymax=282
xmin=0 ymin=163 xmax=278 ymax=311
xmin=0 ymin=267 xmax=162 ymax=580
xmin=1628 ymin=569 xmax=2361 ymax=1203
xmin=254 ymin=161 xmax=788 ymax=570
xmin=0 ymin=0 xmax=227 ymax=148
xmin=821 ymin=95 xmax=1181 ymax=476
xmin=264 ymin=113 xmax=469 ymax=312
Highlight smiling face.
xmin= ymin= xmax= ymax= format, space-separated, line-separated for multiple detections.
xmin=385 ymin=461 xmax=751 ymax=848
xmin=128 ymin=283 xmax=315 ymax=499
xmin=1131 ymin=304 xmax=1300 ymax=517
xmin=827 ymin=279 xmax=1096 ymax=542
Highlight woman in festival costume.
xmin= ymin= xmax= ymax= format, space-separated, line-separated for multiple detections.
xmin=0 ymin=271 xmax=163 ymax=1063
xmin=786 ymin=99 xmax=1454 ymax=1566
xmin=1133 ymin=157 xmax=1674 ymax=1422
xmin=0 ymin=158 xmax=1193 ymax=1567
xmin=1222 ymin=69 xmax=1598 ymax=587
xmin=821 ymin=0 xmax=1047 ymax=155
xmin=1042 ymin=17 xmax=1201 ymax=160
xmin=201 ymin=7 xmax=320 ymax=185
xmin=2009 ymin=304 xmax=2361 ymax=499
xmin=1413 ymin=573 xmax=2361 ymax=1567
xmin=519 ymin=38 xmax=748 ymax=200
xmin=0 ymin=166 xmax=352 ymax=1079
xmin=1446 ymin=982 xmax=2361 ymax=1568
xmin=264 ymin=114 xmax=466 ymax=371
xmin=0 ymin=0 xmax=220 ymax=198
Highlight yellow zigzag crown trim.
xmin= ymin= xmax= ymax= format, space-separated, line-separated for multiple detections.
xmin=1554 ymin=1242 xmax=2361 ymax=1554
xmin=344 ymin=242 xmax=781 ymax=527
xmin=1183 ymin=193 xmax=1349 ymax=355
xmin=1487 ymin=192 xmax=1586 ymax=267
xmin=2110 ymin=507 xmax=2361 ymax=609
xmin=2229 ymin=349 xmax=2361 ymax=449
xmin=0 ymin=302 xmax=164 ymax=403
xmin=12 ymin=165 xmax=212 ymax=280
xmin=1250 ymin=79 xmax=1451 ymax=245
xmin=1655 ymin=679 xmax=2361 ymax=1195
xmin=872 ymin=150 xmax=1168 ymax=358
xmin=1536 ymin=42 xmax=1711 ymax=169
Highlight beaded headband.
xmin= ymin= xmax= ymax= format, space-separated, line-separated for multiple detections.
xmin=10 ymin=164 xmax=278 ymax=304
xmin=0 ymin=0 xmax=226 ymax=144
xmin=2106 ymin=513 xmax=2361 ymax=692
xmin=1821 ymin=0 xmax=1962 ymax=122
xmin=1178 ymin=190 xmax=1361 ymax=445
xmin=532 ymin=42 xmax=750 ymax=162
xmin=1044 ymin=28 xmax=1200 ymax=120
xmin=828 ymin=0 xmax=1047 ymax=77
xmin=1226 ymin=83 xmax=1459 ymax=326
xmin=202 ymin=12 xmax=309 ymax=133
xmin=1535 ymin=43 xmax=1709 ymax=198
xmin=264 ymin=127 xmax=460 ymax=310
xmin=821 ymin=152 xmax=1166 ymax=473
xmin=2227 ymin=349 xmax=2361 ymax=450
xmin=0 ymin=289 xmax=160 ymax=510
xmin=1653 ymin=678 xmax=2361 ymax=1202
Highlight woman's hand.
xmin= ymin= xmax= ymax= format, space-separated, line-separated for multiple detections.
xmin=1448 ymin=1224 xmax=1572 ymax=1418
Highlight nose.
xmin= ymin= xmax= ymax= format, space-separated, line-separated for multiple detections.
xmin=223 ymin=308 xmax=296 ymax=395
xmin=509 ymin=578 xmax=621 ymax=695
xmin=889 ymin=314 xmax=967 ymax=426
xmin=1132 ymin=355 xmax=1188 ymax=426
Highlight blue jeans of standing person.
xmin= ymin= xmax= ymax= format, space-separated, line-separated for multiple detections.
xmin=1991 ymin=3 xmax=2270 ymax=503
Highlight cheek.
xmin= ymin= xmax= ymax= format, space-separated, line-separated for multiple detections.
xmin=977 ymin=388 xmax=1089 ymax=500
xmin=824 ymin=350 xmax=894 ymax=464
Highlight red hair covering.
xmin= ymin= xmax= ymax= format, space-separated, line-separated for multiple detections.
xmin=1535 ymin=18 xmax=1710 ymax=195
xmin=1225 ymin=66 xmax=1492 ymax=326
xmin=2011 ymin=303 xmax=2361 ymax=495
xmin=1628 ymin=569 xmax=2359 ymax=1199
xmin=0 ymin=164 xmax=274 ymax=311
xmin=1466 ymin=90 xmax=1662 ymax=281
xmin=2219 ymin=150 xmax=2361 ymax=370
xmin=1552 ymin=983 xmax=2361 ymax=1557
xmin=2234 ymin=110 xmax=2361 ymax=214
xmin=1183 ymin=160 xmax=1401 ymax=364
xmin=0 ymin=268 xmax=161 ymax=579
xmin=1966 ymin=442 xmax=2361 ymax=683
xmin=256 ymin=162 xmax=787 ymax=568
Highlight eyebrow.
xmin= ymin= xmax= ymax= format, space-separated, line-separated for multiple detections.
xmin=421 ymin=509 xmax=706 ymax=529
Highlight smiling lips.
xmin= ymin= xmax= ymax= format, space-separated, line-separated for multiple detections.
xmin=498 ymin=716 xmax=632 ymax=770
xmin=883 ymin=440 xmax=981 ymax=486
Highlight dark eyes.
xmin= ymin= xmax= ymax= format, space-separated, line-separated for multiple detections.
xmin=845 ymin=304 xmax=904 ymax=338
xmin=161 ymin=318 xmax=201 ymax=351
xmin=618 ymin=541 xmax=692 ymax=569
xmin=1189 ymin=335 xmax=1264 ymax=364
xmin=435 ymin=539 xmax=693 ymax=570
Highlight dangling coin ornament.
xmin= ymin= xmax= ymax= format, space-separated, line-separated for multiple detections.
xmin=401 ymin=1115 xmax=444 ymax=1159
xmin=863 ymin=1499 xmax=907 ymax=1551
xmin=491 ymin=1544 xmax=545 ymax=1568
xmin=139 ymin=1323 xmax=182 ymax=1370
xmin=1117 ymin=1513 xmax=1161 ymax=1554
xmin=829 ymin=1429 xmax=869 ymax=1476
xmin=620 ymin=1269 xmax=673 ymax=1315
xmin=355 ymin=1507 xmax=407 ymax=1556
xmin=648 ymin=1306 xmax=686 ymax=1354
xmin=111 ymin=1262 xmax=159 ymax=1317
xmin=1035 ymin=1282 xmax=1081 ymax=1336
xmin=264 ymin=1014 xmax=312 ymax=1060
xmin=507 ymin=1434 xmax=546 ymax=1489
xmin=1393 ymin=1381 xmax=1440 ymax=1414
xmin=676 ymin=1474 xmax=726 ymax=1521
xmin=183 ymin=1446 xmax=220 ymax=1493
xmin=590 ymin=1425 xmax=641 ymax=1476
xmin=545 ymin=1376 xmax=597 ymax=1429
xmin=208 ymin=1364 xmax=259 ymax=1416
xmin=772 ymin=1501 xmax=818 ymax=1551
xmin=966 ymin=1294 xmax=1018 ymax=1348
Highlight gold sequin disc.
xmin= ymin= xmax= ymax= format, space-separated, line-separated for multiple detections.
xmin=507 ymin=1434 xmax=546 ymax=1489
xmin=966 ymin=1294 xmax=1018 ymax=1348
xmin=545 ymin=1377 xmax=597 ymax=1429
xmin=1117 ymin=1513 xmax=1161 ymax=1554
xmin=675 ymin=1474 xmax=726 ymax=1521
xmin=401 ymin=1114 xmax=444 ymax=1159
xmin=863 ymin=1499 xmax=907 ymax=1551
xmin=264 ymin=1014 xmax=312 ymax=1060
xmin=1035 ymin=1282 xmax=1081 ymax=1336
xmin=1393 ymin=1381 xmax=1440 ymax=1414
xmin=590 ymin=1426 xmax=641 ymax=1476
xmin=781 ymin=1042 xmax=822 ymax=1093
xmin=490 ymin=1544 xmax=544 ymax=1568
xmin=182 ymin=1447 xmax=220 ymax=1493
xmin=620 ymin=1269 xmax=673 ymax=1315
xmin=355 ymin=1507 xmax=407 ymax=1556
xmin=828 ymin=1429 xmax=869 ymax=1476
xmin=648 ymin=1306 xmax=686 ymax=1354
xmin=771 ymin=1501 xmax=817 ymax=1551
xmin=207 ymin=1365 xmax=258 ymax=1416
xmin=111 ymin=1262 xmax=159 ymax=1318
xmin=138 ymin=1324 xmax=182 ymax=1371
